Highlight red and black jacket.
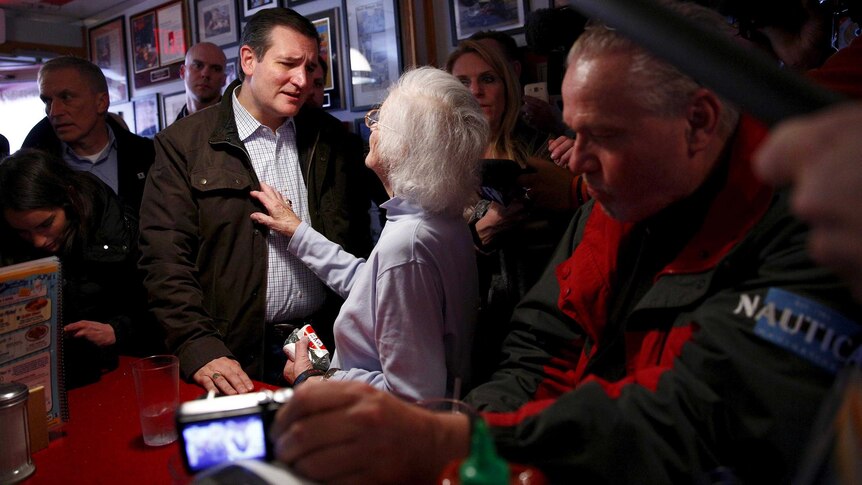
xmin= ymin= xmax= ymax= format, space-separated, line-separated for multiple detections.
xmin=465 ymin=117 xmax=862 ymax=483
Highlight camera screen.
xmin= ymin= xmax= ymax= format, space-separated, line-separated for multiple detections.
xmin=180 ymin=414 xmax=268 ymax=472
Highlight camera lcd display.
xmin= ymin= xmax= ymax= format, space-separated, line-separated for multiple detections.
xmin=180 ymin=414 xmax=268 ymax=473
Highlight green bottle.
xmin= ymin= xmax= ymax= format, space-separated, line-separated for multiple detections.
xmin=459 ymin=418 xmax=509 ymax=485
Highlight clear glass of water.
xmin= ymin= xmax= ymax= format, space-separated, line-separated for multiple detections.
xmin=131 ymin=355 xmax=180 ymax=446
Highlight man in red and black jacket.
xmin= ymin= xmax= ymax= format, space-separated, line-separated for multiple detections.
xmin=267 ymin=3 xmax=862 ymax=483
xmin=461 ymin=7 xmax=862 ymax=482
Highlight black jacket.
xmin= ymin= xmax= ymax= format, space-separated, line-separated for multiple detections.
xmin=22 ymin=116 xmax=155 ymax=213
xmin=2 ymin=175 xmax=164 ymax=388
xmin=139 ymin=81 xmax=373 ymax=380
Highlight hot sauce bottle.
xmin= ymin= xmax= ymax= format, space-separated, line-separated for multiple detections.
xmin=439 ymin=418 xmax=547 ymax=485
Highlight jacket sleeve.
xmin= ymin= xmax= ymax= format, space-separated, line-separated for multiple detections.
xmin=465 ymin=196 xmax=862 ymax=483
xmin=138 ymin=133 xmax=232 ymax=379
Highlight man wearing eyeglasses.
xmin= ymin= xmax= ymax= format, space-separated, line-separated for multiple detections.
xmin=139 ymin=8 xmax=373 ymax=394
xmin=175 ymin=42 xmax=227 ymax=121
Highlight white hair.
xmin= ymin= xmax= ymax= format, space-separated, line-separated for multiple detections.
xmin=567 ymin=0 xmax=740 ymax=137
xmin=376 ymin=67 xmax=489 ymax=216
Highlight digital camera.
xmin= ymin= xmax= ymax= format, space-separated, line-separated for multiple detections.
xmin=175 ymin=388 xmax=293 ymax=473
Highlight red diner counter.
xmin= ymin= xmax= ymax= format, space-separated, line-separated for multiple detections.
xmin=25 ymin=356 xmax=277 ymax=485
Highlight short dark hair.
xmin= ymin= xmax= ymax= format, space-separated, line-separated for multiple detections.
xmin=38 ymin=56 xmax=108 ymax=94
xmin=238 ymin=7 xmax=319 ymax=82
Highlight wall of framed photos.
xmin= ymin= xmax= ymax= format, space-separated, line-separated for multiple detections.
xmin=81 ymin=0 xmax=557 ymax=134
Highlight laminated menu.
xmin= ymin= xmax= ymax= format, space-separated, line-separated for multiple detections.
xmin=0 ymin=256 xmax=68 ymax=428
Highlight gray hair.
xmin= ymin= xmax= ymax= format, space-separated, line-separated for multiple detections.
xmin=567 ymin=0 xmax=740 ymax=137
xmin=38 ymin=56 xmax=108 ymax=94
xmin=376 ymin=67 xmax=488 ymax=216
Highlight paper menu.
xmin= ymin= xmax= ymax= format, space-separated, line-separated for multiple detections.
xmin=0 ymin=256 xmax=67 ymax=428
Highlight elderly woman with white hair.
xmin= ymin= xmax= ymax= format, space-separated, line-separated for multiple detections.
xmin=250 ymin=67 xmax=488 ymax=401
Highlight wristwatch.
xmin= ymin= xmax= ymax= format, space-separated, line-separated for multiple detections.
xmin=293 ymin=368 xmax=325 ymax=386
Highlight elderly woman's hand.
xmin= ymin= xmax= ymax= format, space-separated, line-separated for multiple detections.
xmin=283 ymin=335 xmax=319 ymax=385
xmin=250 ymin=182 xmax=302 ymax=237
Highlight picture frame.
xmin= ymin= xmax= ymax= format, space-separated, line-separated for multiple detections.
xmin=222 ymin=57 xmax=238 ymax=94
xmin=110 ymin=101 xmax=136 ymax=134
xmin=130 ymin=1 xmax=190 ymax=89
xmin=88 ymin=16 xmax=130 ymax=104
xmin=343 ymin=0 xmax=402 ymax=111
xmin=195 ymin=0 xmax=240 ymax=48
xmin=134 ymin=94 xmax=161 ymax=138
xmin=161 ymin=91 xmax=187 ymax=128
xmin=130 ymin=11 xmax=159 ymax=74
xmin=285 ymin=0 xmax=316 ymax=6
xmin=241 ymin=0 xmax=277 ymax=20
xmin=449 ymin=0 xmax=528 ymax=43
xmin=309 ymin=7 xmax=345 ymax=110
xmin=157 ymin=1 xmax=188 ymax=65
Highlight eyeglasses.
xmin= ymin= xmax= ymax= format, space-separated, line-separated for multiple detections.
xmin=365 ymin=108 xmax=389 ymax=131
xmin=365 ymin=107 xmax=399 ymax=133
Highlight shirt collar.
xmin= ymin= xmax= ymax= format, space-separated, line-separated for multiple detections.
xmin=232 ymin=87 xmax=295 ymax=141
xmin=61 ymin=124 xmax=116 ymax=163
xmin=381 ymin=196 xmax=424 ymax=219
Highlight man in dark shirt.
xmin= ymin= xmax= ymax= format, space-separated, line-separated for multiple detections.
xmin=22 ymin=56 xmax=154 ymax=213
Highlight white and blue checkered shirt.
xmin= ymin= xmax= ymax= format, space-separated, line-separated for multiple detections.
xmin=232 ymin=90 xmax=326 ymax=322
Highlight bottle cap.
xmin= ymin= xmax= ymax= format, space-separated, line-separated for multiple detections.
xmin=459 ymin=418 xmax=509 ymax=485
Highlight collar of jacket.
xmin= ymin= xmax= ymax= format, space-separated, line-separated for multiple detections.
xmin=24 ymin=114 xmax=130 ymax=154
xmin=207 ymin=80 xmax=245 ymax=152
xmin=656 ymin=115 xmax=772 ymax=277
xmin=555 ymin=115 xmax=774 ymax=342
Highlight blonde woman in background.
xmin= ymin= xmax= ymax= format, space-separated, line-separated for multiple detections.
xmin=447 ymin=40 xmax=581 ymax=386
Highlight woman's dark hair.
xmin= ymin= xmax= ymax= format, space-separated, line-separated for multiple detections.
xmin=0 ymin=149 xmax=100 ymax=255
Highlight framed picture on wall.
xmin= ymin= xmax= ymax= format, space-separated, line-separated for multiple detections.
xmin=110 ymin=101 xmax=136 ymax=133
xmin=157 ymin=1 xmax=188 ymax=65
xmin=309 ymin=7 xmax=344 ymax=110
xmin=223 ymin=57 xmax=238 ymax=94
xmin=161 ymin=91 xmax=187 ymax=128
xmin=130 ymin=0 xmax=190 ymax=89
xmin=130 ymin=11 xmax=159 ymax=74
xmin=134 ymin=94 xmax=161 ymax=138
xmin=242 ymin=0 xmax=277 ymax=20
xmin=343 ymin=0 xmax=402 ymax=111
xmin=195 ymin=0 xmax=240 ymax=48
xmin=88 ymin=16 xmax=130 ymax=104
xmin=449 ymin=0 xmax=528 ymax=43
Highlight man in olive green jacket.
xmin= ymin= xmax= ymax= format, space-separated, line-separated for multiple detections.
xmin=139 ymin=8 xmax=372 ymax=392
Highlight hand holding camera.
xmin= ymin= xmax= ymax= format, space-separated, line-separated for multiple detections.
xmin=176 ymin=388 xmax=294 ymax=473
